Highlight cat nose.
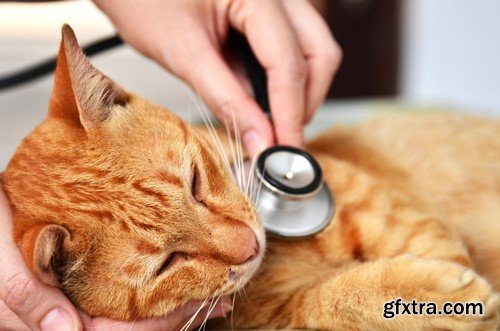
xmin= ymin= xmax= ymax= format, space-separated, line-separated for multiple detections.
xmin=233 ymin=232 xmax=259 ymax=265
xmin=204 ymin=222 xmax=259 ymax=265
xmin=220 ymin=227 xmax=259 ymax=265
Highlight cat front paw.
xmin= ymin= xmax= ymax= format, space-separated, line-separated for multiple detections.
xmin=436 ymin=267 xmax=499 ymax=330
xmin=395 ymin=256 xmax=499 ymax=330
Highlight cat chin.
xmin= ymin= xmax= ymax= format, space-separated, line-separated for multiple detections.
xmin=222 ymin=243 xmax=265 ymax=295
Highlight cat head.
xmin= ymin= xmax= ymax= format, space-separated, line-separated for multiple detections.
xmin=3 ymin=25 xmax=265 ymax=319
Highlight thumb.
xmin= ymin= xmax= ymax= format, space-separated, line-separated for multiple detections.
xmin=0 ymin=191 xmax=82 ymax=331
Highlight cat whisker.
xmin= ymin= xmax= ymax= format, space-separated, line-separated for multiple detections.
xmin=229 ymin=105 xmax=245 ymax=191
xmin=249 ymin=166 xmax=261 ymax=201
xmin=199 ymin=294 xmax=221 ymax=331
xmin=238 ymin=289 xmax=248 ymax=305
xmin=199 ymin=101 xmax=233 ymax=176
xmin=200 ymin=295 xmax=216 ymax=331
xmin=180 ymin=298 xmax=209 ymax=331
xmin=236 ymin=289 xmax=244 ymax=303
xmin=240 ymin=285 xmax=249 ymax=304
xmin=244 ymin=156 xmax=257 ymax=197
xmin=222 ymin=105 xmax=243 ymax=189
xmin=223 ymin=115 xmax=239 ymax=185
xmin=230 ymin=291 xmax=236 ymax=330
xmin=244 ymin=120 xmax=276 ymax=202
xmin=185 ymin=89 xmax=232 ymax=175
xmin=252 ymin=178 xmax=264 ymax=206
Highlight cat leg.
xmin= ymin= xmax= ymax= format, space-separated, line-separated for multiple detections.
xmin=350 ymin=204 xmax=473 ymax=266
xmin=240 ymin=256 xmax=499 ymax=330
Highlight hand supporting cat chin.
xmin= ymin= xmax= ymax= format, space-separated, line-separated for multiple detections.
xmin=77 ymin=297 xmax=231 ymax=331
xmin=0 ymin=188 xmax=231 ymax=331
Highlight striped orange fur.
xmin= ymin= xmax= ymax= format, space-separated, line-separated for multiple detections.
xmin=3 ymin=25 xmax=264 ymax=320
xmin=2 ymin=25 xmax=499 ymax=330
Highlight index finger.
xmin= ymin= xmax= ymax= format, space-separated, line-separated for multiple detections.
xmin=228 ymin=0 xmax=307 ymax=148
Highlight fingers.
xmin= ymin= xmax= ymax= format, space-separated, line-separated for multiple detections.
xmin=82 ymin=296 xmax=232 ymax=331
xmin=170 ymin=27 xmax=274 ymax=157
xmin=228 ymin=0 xmax=308 ymax=148
xmin=0 ymin=189 xmax=82 ymax=331
xmin=282 ymin=0 xmax=343 ymax=123
xmin=95 ymin=0 xmax=337 ymax=152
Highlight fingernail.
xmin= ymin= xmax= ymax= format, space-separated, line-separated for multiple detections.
xmin=243 ymin=130 xmax=264 ymax=158
xmin=41 ymin=308 xmax=75 ymax=331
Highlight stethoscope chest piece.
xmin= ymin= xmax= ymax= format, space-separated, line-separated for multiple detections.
xmin=254 ymin=146 xmax=335 ymax=238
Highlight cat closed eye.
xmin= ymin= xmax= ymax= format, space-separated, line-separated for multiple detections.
xmin=156 ymin=252 xmax=182 ymax=276
xmin=191 ymin=165 xmax=203 ymax=203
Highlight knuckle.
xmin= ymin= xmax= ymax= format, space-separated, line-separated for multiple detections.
xmin=229 ymin=0 xmax=263 ymax=25
xmin=296 ymin=58 xmax=309 ymax=77
xmin=272 ymin=56 xmax=309 ymax=83
xmin=321 ymin=42 xmax=343 ymax=72
xmin=288 ymin=57 xmax=309 ymax=78
xmin=4 ymin=274 xmax=41 ymax=314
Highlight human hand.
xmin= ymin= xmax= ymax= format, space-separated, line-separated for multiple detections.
xmin=94 ymin=0 xmax=342 ymax=157
xmin=0 ymin=185 xmax=81 ymax=331
xmin=78 ymin=297 xmax=231 ymax=331
xmin=0 ymin=188 xmax=230 ymax=330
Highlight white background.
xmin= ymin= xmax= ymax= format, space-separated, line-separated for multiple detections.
xmin=401 ymin=0 xmax=500 ymax=115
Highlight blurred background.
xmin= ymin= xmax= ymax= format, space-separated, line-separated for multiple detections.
xmin=1 ymin=0 xmax=499 ymax=168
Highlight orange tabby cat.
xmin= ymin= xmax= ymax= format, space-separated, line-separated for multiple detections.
xmin=2 ymin=25 xmax=499 ymax=330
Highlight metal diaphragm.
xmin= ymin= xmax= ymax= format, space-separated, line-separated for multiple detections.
xmin=253 ymin=146 xmax=335 ymax=238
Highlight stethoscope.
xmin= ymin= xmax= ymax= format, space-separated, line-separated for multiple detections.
xmin=229 ymin=30 xmax=335 ymax=238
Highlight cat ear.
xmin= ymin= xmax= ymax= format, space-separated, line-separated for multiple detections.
xmin=20 ymin=224 xmax=71 ymax=287
xmin=48 ymin=24 xmax=128 ymax=131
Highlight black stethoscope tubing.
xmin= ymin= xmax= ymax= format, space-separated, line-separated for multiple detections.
xmin=0 ymin=35 xmax=123 ymax=91
xmin=0 ymin=29 xmax=268 ymax=103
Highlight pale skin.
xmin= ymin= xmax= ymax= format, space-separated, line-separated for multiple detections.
xmin=0 ymin=0 xmax=341 ymax=330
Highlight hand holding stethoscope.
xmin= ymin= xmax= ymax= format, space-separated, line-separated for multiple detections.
xmin=229 ymin=30 xmax=335 ymax=238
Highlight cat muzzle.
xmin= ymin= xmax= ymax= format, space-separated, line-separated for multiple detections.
xmin=247 ymin=146 xmax=335 ymax=238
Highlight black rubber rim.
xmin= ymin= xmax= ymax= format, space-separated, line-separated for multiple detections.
xmin=257 ymin=145 xmax=322 ymax=195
